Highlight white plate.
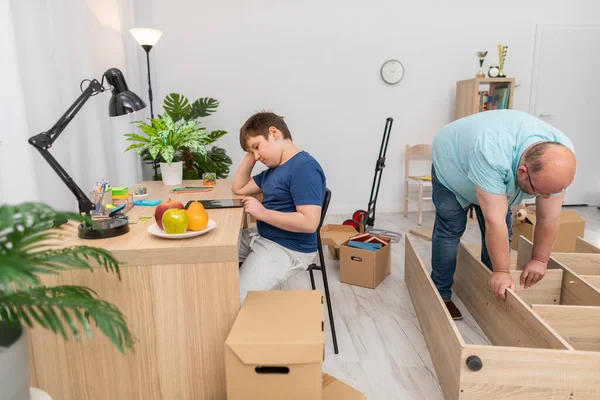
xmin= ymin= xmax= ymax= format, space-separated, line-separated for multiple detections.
xmin=134 ymin=193 xmax=148 ymax=198
xmin=147 ymin=219 xmax=217 ymax=239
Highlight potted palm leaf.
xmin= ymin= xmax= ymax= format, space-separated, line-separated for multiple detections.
xmin=125 ymin=113 xmax=211 ymax=185
xmin=0 ymin=203 xmax=133 ymax=400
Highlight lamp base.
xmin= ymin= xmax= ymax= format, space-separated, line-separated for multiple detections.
xmin=78 ymin=218 xmax=130 ymax=239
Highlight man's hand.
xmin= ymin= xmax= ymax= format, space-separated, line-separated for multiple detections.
xmin=242 ymin=196 xmax=266 ymax=221
xmin=488 ymin=272 xmax=516 ymax=300
xmin=520 ymin=259 xmax=547 ymax=289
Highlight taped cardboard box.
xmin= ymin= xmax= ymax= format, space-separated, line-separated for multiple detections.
xmin=321 ymin=224 xmax=358 ymax=260
xmin=339 ymin=239 xmax=391 ymax=289
xmin=511 ymin=210 xmax=585 ymax=252
xmin=225 ymin=290 xmax=325 ymax=400
xmin=322 ymin=373 xmax=366 ymax=399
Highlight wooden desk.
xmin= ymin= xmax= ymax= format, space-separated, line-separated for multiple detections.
xmin=28 ymin=180 xmax=244 ymax=400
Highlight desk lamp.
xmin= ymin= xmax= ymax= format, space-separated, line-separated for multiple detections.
xmin=28 ymin=68 xmax=146 ymax=239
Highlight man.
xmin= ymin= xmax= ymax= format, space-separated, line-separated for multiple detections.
xmin=431 ymin=109 xmax=576 ymax=320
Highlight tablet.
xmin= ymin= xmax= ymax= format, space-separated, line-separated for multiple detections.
xmin=185 ymin=199 xmax=244 ymax=210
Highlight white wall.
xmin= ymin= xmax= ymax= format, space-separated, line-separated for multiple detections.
xmin=0 ymin=0 xmax=39 ymax=204
xmin=150 ymin=0 xmax=599 ymax=215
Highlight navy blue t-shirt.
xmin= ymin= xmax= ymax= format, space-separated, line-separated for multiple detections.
xmin=253 ymin=151 xmax=326 ymax=253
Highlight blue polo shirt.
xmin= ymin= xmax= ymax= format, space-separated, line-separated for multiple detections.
xmin=432 ymin=110 xmax=574 ymax=208
xmin=253 ymin=151 xmax=326 ymax=253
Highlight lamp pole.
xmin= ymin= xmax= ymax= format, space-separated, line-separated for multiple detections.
xmin=142 ymin=45 xmax=154 ymax=118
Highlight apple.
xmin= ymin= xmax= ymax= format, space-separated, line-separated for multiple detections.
xmin=162 ymin=209 xmax=188 ymax=234
xmin=154 ymin=199 xmax=184 ymax=230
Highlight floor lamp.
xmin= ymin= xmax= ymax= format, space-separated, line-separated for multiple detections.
xmin=129 ymin=28 xmax=163 ymax=179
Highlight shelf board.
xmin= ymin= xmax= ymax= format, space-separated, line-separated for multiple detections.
xmin=458 ymin=77 xmax=515 ymax=84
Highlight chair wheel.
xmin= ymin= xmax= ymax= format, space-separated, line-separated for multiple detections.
xmin=343 ymin=219 xmax=359 ymax=230
xmin=352 ymin=210 xmax=367 ymax=222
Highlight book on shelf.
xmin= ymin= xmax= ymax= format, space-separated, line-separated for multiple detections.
xmin=491 ymin=85 xmax=510 ymax=110
xmin=478 ymin=90 xmax=492 ymax=112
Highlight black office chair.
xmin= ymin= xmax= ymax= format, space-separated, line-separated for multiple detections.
xmin=308 ymin=188 xmax=339 ymax=354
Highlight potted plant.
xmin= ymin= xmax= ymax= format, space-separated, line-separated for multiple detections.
xmin=125 ymin=113 xmax=210 ymax=185
xmin=163 ymin=93 xmax=232 ymax=180
xmin=0 ymin=203 xmax=133 ymax=399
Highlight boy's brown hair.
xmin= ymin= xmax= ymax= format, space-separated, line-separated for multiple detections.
xmin=239 ymin=111 xmax=292 ymax=151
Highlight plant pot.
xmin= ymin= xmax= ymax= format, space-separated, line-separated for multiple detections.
xmin=160 ymin=161 xmax=183 ymax=186
xmin=0 ymin=322 xmax=30 ymax=400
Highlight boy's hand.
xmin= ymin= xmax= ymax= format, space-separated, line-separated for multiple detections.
xmin=244 ymin=151 xmax=257 ymax=163
xmin=488 ymin=271 xmax=516 ymax=300
xmin=242 ymin=196 xmax=266 ymax=220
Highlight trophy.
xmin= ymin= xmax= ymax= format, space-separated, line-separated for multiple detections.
xmin=498 ymin=44 xmax=508 ymax=77
xmin=476 ymin=51 xmax=487 ymax=78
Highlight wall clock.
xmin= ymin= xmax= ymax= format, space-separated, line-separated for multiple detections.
xmin=381 ymin=59 xmax=404 ymax=84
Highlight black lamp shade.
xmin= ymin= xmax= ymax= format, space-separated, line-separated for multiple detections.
xmin=103 ymin=68 xmax=147 ymax=117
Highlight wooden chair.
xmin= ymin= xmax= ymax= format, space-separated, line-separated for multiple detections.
xmin=307 ymin=188 xmax=339 ymax=354
xmin=403 ymin=144 xmax=433 ymax=226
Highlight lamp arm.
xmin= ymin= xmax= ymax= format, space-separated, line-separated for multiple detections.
xmin=46 ymin=79 xmax=104 ymax=144
xmin=32 ymin=145 xmax=95 ymax=216
xmin=28 ymin=79 xmax=106 ymax=216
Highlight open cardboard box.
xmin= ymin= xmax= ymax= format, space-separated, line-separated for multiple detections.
xmin=339 ymin=238 xmax=391 ymax=289
xmin=225 ymin=290 xmax=325 ymax=400
xmin=321 ymin=224 xmax=358 ymax=260
xmin=512 ymin=210 xmax=585 ymax=252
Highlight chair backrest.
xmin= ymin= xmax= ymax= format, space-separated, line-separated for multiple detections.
xmin=318 ymin=188 xmax=332 ymax=229
xmin=405 ymin=144 xmax=432 ymax=178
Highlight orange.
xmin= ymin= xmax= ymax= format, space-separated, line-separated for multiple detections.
xmin=187 ymin=201 xmax=209 ymax=231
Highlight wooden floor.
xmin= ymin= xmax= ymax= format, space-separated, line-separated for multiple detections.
xmin=281 ymin=206 xmax=600 ymax=400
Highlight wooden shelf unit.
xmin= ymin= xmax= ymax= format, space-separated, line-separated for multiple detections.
xmin=454 ymin=77 xmax=515 ymax=120
xmin=405 ymin=235 xmax=600 ymax=399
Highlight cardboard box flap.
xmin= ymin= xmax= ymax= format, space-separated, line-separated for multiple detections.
xmin=524 ymin=210 xmax=585 ymax=225
xmin=323 ymin=373 xmax=366 ymax=400
xmin=225 ymin=291 xmax=324 ymax=365
xmin=321 ymin=224 xmax=358 ymax=247
xmin=227 ymin=341 xmax=323 ymax=365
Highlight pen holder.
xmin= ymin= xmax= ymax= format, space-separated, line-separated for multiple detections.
xmin=89 ymin=189 xmax=113 ymax=216
xmin=112 ymin=193 xmax=134 ymax=213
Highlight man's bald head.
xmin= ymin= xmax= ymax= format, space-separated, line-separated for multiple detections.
xmin=519 ymin=142 xmax=576 ymax=196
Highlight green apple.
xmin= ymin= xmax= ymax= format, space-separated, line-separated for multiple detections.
xmin=162 ymin=209 xmax=188 ymax=234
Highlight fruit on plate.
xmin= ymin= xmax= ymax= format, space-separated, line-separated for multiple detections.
xmin=162 ymin=209 xmax=188 ymax=234
xmin=187 ymin=201 xmax=209 ymax=231
xmin=154 ymin=199 xmax=184 ymax=230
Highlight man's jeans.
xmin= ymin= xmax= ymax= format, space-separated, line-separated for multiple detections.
xmin=431 ymin=166 xmax=513 ymax=301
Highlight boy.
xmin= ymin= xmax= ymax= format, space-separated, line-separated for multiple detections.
xmin=231 ymin=111 xmax=326 ymax=303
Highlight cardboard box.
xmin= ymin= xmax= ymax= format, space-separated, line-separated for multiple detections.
xmin=321 ymin=224 xmax=358 ymax=260
xmin=225 ymin=291 xmax=325 ymax=400
xmin=322 ymin=373 xmax=366 ymax=400
xmin=339 ymin=239 xmax=391 ymax=289
xmin=512 ymin=210 xmax=585 ymax=252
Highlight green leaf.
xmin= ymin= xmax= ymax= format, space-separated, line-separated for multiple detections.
xmin=0 ymin=286 xmax=134 ymax=353
xmin=208 ymin=130 xmax=227 ymax=142
xmin=149 ymin=145 xmax=161 ymax=161
xmin=163 ymin=93 xmax=191 ymax=122
xmin=125 ymin=143 xmax=146 ymax=153
xmin=160 ymin=145 xmax=176 ymax=165
xmin=150 ymin=118 xmax=167 ymax=133
xmin=124 ymin=134 xmax=150 ymax=143
xmin=189 ymin=98 xmax=219 ymax=119
xmin=161 ymin=113 xmax=176 ymax=133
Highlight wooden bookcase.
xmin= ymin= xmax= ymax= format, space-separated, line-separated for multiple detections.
xmin=454 ymin=77 xmax=515 ymax=120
